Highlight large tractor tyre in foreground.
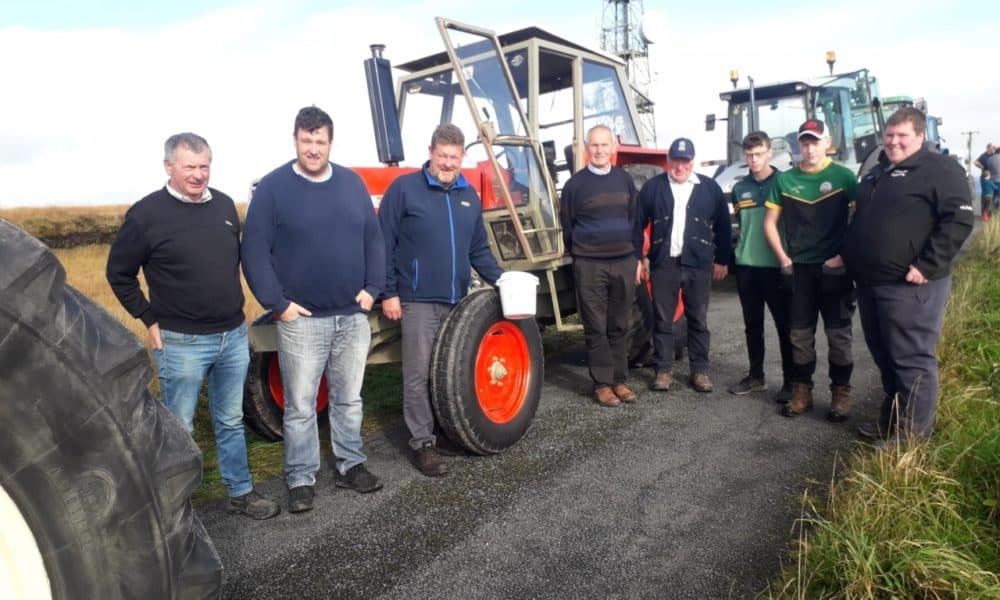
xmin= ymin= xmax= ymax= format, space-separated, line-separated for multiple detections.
xmin=430 ymin=290 xmax=543 ymax=455
xmin=243 ymin=349 xmax=330 ymax=442
xmin=0 ymin=219 xmax=221 ymax=600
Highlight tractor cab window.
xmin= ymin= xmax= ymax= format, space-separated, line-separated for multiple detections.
xmin=727 ymin=95 xmax=808 ymax=164
xmin=398 ymin=71 xmax=480 ymax=167
xmin=815 ymin=86 xmax=850 ymax=160
xmin=582 ymin=61 xmax=639 ymax=146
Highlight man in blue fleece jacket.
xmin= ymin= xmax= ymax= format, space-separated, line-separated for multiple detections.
xmin=242 ymin=106 xmax=386 ymax=512
xmin=379 ymin=123 xmax=503 ymax=477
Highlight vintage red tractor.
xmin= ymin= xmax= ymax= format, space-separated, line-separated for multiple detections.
xmin=242 ymin=17 xmax=686 ymax=454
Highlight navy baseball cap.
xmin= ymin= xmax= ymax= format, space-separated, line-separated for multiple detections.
xmin=668 ymin=137 xmax=695 ymax=160
xmin=797 ymin=119 xmax=828 ymax=140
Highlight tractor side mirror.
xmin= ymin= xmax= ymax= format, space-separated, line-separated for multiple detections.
xmin=705 ymin=113 xmax=716 ymax=132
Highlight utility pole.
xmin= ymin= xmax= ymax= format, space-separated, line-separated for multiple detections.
xmin=961 ymin=130 xmax=979 ymax=171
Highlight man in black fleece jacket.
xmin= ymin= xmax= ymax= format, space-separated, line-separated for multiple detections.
xmin=107 ymin=132 xmax=279 ymax=519
xmin=843 ymin=108 xmax=975 ymax=444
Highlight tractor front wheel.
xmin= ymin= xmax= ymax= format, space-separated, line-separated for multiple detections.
xmin=430 ymin=290 xmax=543 ymax=455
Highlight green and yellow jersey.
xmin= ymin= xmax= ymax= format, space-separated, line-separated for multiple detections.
xmin=732 ymin=169 xmax=782 ymax=267
xmin=765 ymin=158 xmax=856 ymax=264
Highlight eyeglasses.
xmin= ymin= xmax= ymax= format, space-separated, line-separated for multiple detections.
xmin=744 ymin=151 xmax=770 ymax=159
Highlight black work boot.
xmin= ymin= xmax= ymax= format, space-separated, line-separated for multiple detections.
xmin=415 ymin=442 xmax=449 ymax=477
xmin=227 ymin=489 xmax=281 ymax=520
xmin=287 ymin=485 xmax=315 ymax=513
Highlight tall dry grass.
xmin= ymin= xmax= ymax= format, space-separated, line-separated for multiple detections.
xmin=767 ymin=219 xmax=1000 ymax=599
xmin=54 ymin=244 xmax=267 ymax=342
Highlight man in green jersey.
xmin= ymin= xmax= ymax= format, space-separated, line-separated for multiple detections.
xmin=729 ymin=132 xmax=793 ymax=403
xmin=763 ymin=120 xmax=856 ymax=422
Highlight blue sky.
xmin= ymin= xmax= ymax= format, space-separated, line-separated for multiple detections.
xmin=1 ymin=0 xmax=995 ymax=206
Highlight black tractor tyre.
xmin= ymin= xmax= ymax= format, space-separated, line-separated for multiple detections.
xmin=242 ymin=347 xmax=331 ymax=443
xmin=627 ymin=282 xmax=655 ymax=367
xmin=430 ymin=290 xmax=543 ymax=455
xmin=622 ymin=163 xmax=664 ymax=189
xmin=243 ymin=351 xmax=284 ymax=442
xmin=0 ymin=219 xmax=222 ymax=600
xmin=628 ymin=282 xmax=688 ymax=366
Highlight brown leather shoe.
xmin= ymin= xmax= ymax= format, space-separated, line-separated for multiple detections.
xmin=612 ymin=384 xmax=637 ymax=403
xmin=828 ymin=384 xmax=851 ymax=422
xmin=781 ymin=383 xmax=814 ymax=417
xmin=652 ymin=372 xmax=674 ymax=391
xmin=594 ymin=385 xmax=620 ymax=407
xmin=689 ymin=372 xmax=714 ymax=393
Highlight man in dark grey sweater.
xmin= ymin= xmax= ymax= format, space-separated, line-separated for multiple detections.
xmin=107 ymin=132 xmax=279 ymax=520
xmin=559 ymin=125 xmax=643 ymax=407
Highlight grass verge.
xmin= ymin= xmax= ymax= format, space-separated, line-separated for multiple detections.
xmin=766 ymin=219 xmax=1000 ymax=599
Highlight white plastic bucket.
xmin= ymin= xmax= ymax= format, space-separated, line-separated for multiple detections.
xmin=496 ymin=271 xmax=540 ymax=319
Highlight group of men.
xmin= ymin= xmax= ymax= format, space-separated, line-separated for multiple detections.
xmin=561 ymin=108 xmax=973 ymax=452
xmin=107 ymin=107 xmax=501 ymax=519
xmin=106 ymin=103 xmax=973 ymax=520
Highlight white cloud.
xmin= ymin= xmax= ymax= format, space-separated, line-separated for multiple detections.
xmin=1 ymin=0 xmax=996 ymax=207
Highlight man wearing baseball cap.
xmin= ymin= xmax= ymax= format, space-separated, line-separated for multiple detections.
xmin=762 ymin=119 xmax=857 ymax=422
xmin=638 ymin=137 xmax=731 ymax=393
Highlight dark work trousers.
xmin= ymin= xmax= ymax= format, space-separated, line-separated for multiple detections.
xmin=650 ymin=258 xmax=712 ymax=374
xmin=788 ymin=263 xmax=855 ymax=388
xmin=573 ymin=255 xmax=636 ymax=387
xmin=401 ymin=301 xmax=453 ymax=451
xmin=735 ymin=265 xmax=793 ymax=382
xmin=856 ymin=277 xmax=950 ymax=438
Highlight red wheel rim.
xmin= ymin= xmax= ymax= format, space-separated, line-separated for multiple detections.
xmin=474 ymin=321 xmax=530 ymax=424
xmin=266 ymin=354 xmax=329 ymax=413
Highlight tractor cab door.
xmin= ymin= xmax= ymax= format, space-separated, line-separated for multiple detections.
xmin=436 ymin=17 xmax=563 ymax=269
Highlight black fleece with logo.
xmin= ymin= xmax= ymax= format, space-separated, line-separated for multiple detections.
xmin=844 ymin=149 xmax=974 ymax=287
xmin=106 ymin=187 xmax=245 ymax=334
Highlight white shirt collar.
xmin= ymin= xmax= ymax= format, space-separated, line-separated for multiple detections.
xmin=669 ymin=172 xmax=700 ymax=186
xmin=292 ymin=161 xmax=333 ymax=182
xmin=587 ymin=163 xmax=612 ymax=176
xmin=166 ymin=182 xmax=212 ymax=203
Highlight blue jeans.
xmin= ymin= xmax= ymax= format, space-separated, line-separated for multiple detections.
xmin=153 ymin=322 xmax=253 ymax=498
xmin=277 ymin=313 xmax=370 ymax=487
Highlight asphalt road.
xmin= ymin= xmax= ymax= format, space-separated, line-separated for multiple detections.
xmin=200 ymin=282 xmax=882 ymax=600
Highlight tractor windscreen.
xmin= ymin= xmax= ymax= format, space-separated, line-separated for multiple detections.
xmin=438 ymin=18 xmax=562 ymax=264
xmin=727 ymin=95 xmax=808 ymax=163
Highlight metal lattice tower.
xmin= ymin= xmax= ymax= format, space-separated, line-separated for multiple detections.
xmin=600 ymin=0 xmax=655 ymax=144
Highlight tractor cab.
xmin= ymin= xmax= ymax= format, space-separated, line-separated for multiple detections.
xmin=364 ymin=17 xmax=660 ymax=329
xmin=381 ymin=19 xmax=651 ymax=274
xmin=706 ymin=68 xmax=883 ymax=193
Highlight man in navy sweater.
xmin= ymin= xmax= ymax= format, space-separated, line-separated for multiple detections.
xmin=639 ymin=138 xmax=731 ymax=393
xmin=379 ymin=124 xmax=504 ymax=477
xmin=242 ymin=107 xmax=386 ymax=512
xmin=559 ymin=125 xmax=644 ymax=407
xmin=107 ymin=132 xmax=279 ymax=520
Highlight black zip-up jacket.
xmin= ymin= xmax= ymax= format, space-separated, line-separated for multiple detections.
xmin=843 ymin=148 xmax=974 ymax=286
xmin=638 ymin=172 xmax=731 ymax=270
